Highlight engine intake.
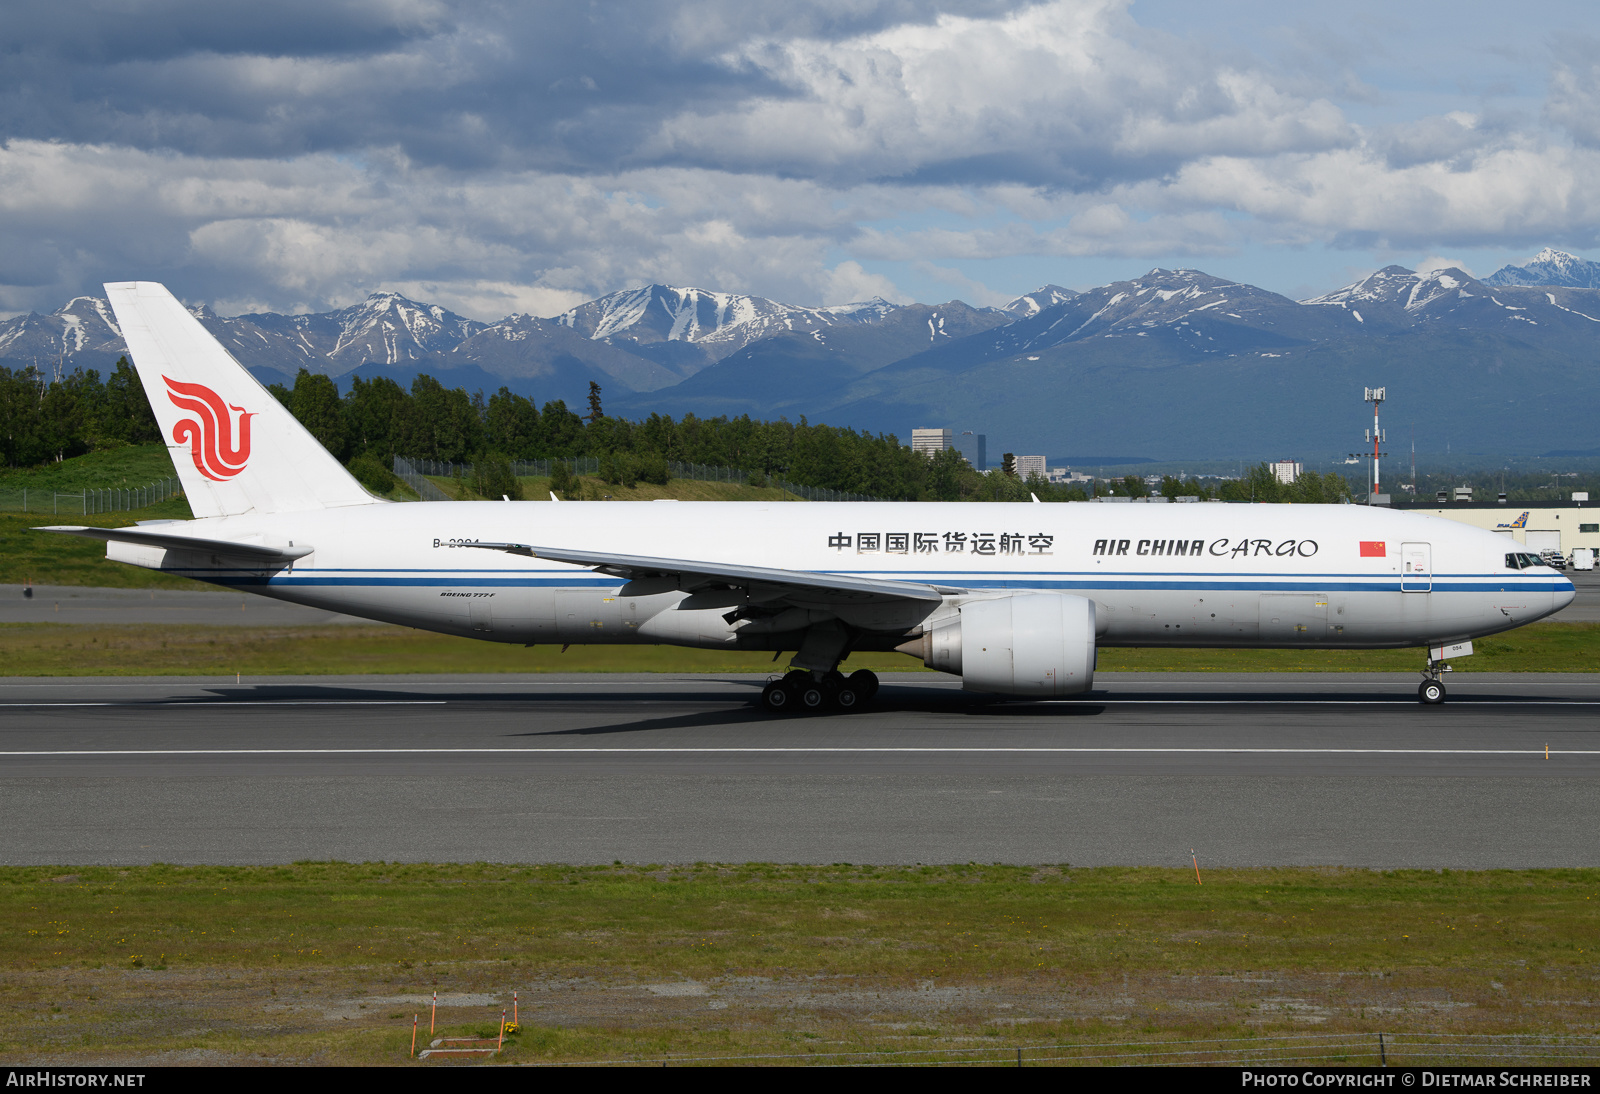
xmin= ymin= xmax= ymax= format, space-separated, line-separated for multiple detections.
xmin=897 ymin=593 xmax=1096 ymax=697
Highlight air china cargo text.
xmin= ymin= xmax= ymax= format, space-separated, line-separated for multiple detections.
xmin=1093 ymin=538 xmax=1320 ymax=558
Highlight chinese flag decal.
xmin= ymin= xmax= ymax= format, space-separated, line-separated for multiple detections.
xmin=1359 ymin=541 xmax=1386 ymax=557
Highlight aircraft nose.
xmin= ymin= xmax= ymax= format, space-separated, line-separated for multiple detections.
xmin=1554 ymin=575 xmax=1576 ymax=613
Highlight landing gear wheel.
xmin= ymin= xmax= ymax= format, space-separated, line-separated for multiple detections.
xmin=761 ymin=680 xmax=796 ymax=713
xmin=798 ymin=682 xmax=827 ymax=711
xmin=847 ymin=669 xmax=880 ymax=700
xmin=833 ymin=684 xmax=861 ymax=711
xmin=1418 ymin=679 xmax=1446 ymax=705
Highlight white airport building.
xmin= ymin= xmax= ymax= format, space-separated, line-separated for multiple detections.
xmin=1415 ymin=499 xmax=1599 ymax=559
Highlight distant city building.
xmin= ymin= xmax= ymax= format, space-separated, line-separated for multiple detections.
xmin=953 ymin=431 xmax=987 ymax=470
xmin=1046 ymin=467 xmax=1093 ymax=484
xmin=1015 ymin=455 xmax=1046 ymax=480
xmin=1272 ymin=460 xmax=1303 ymax=484
xmin=911 ymin=428 xmax=953 ymax=458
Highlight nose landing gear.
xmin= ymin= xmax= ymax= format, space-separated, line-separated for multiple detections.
xmin=1418 ymin=654 xmax=1452 ymax=705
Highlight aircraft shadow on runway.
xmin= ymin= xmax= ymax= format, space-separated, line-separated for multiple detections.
xmin=498 ymin=690 xmax=1109 ymax=738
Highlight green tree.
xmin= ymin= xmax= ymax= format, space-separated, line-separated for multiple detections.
xmin=537 ymin=399 xmax=585 ymax=456
xmin=348 ymin=453 xmax=397 ymax=495
xmin=289 ymin=369 xmax=348 ymax=459
xmin=100 ymin=358 xmax=160 ymax=445
xmin=484 ymin=388 xmax=540 ymax=459
xmin=924 ymin=446 xmax=968 ymax=501
xmin=548 ymin=459 xmax=580 ymax=499
xmin=344 ymin=375 xmax=409 ymax=460
xmin=472 ymin=452 xmax=523 ymax=500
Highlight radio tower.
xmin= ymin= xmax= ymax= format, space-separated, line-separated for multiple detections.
xmin=1364 ymin=387 xmax=1386 ymax=503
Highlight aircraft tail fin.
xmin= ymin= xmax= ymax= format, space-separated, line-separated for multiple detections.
xmin=105 ymin=281 xmax=379 ymax=518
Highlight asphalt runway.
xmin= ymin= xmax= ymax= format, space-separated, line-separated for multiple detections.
xmin=2 ymin=671 xmax=1597 ymax=869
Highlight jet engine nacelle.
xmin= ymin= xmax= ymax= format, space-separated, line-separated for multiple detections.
xmin=897 ymin=593 xmax=1096 ymax=697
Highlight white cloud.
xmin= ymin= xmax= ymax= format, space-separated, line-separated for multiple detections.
xmin=1148 ymin=141 xmax=1600 ymax=249
xmin=1 ymin=1 xmax=1598 ymax=320
xmin=650 ymin=0 xmax=1354 ymax=184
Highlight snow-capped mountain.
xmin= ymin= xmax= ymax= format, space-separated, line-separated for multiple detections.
xmin=237 ymin=292 xmax=486 ymax=369
xmin=1302 ymin=264 xmax=1600 ymax=336
xmin=555 ymin=285 xmax=900 ymax=363
xmin=1002 ymin=285 xmax=1077 ymax=318
xmin=9 ymin=253 xmax=1600 ymax=462
xmin=968 ymin=268 xmax=1351 ymax=359
xmin=1484 ymin=248 xmax=1600 ymax=289
xmin=447 ymin=313 xmax=684 ymax=393
xmin=0 ymin=296 xmax=126 ymax=374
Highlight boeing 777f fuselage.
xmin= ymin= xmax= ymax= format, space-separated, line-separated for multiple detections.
xmin=40 ymin=282 xmax=1575 ymax=711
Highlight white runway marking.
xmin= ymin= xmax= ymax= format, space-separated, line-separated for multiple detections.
xmin=1096 ymin=700 xmax=1600 ymax=708
xmin=3 ymin=747 xmax=1597 ymax=757
xmin=0 ymin=700 xmax=447 ymax=708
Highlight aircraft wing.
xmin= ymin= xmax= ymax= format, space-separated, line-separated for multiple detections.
xmin=462 ymin=542 xmax=951 ymax=604
xmin=35 ymin=525 xmax=313 ymax=562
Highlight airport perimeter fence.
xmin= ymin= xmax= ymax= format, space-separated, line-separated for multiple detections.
xmin=554 ymin=1031 xmax=1600 ymax=1068
xmin=394 ymin=456 xmax=881 ymax=502
xmin=0 ymin=475 xmax=184 ymax=516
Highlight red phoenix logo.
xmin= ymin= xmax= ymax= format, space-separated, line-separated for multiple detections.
xmin=164 ymin=376 xmax=254 ymax=481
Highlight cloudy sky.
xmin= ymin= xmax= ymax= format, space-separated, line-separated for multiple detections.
xmin=3 ymin=0 xmax=1598 ymax=319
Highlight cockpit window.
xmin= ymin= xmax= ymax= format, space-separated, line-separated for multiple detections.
xmin=1505 ymin=552 xmax=1542 ymax=569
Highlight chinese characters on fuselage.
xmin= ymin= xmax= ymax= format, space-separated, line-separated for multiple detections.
xmin=828 ymin=532 xmax=1054 ymax=556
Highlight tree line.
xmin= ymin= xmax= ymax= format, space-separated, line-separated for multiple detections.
xmin=0 ymin=361 xmax=161 ymax=467
xmin=4 ymin=360 xmax=1357 ymax=503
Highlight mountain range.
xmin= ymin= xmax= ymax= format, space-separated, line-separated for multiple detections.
xmin=3 ymin=253 xmax=1599 ymax=460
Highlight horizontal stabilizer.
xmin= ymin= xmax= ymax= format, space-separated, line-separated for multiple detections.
xmin=461 ymin=541 xmax=951 ymax=604
xmin=35 ymin=525 xmax=312 ymax=562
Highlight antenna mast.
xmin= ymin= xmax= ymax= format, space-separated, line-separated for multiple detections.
xmin=1364 ymin=387 xmax=1386 ymax=503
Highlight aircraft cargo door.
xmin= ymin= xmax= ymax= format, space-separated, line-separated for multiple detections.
xmin=1401 ymin=542 xmax=1432 ymax=592
xmin=1259 ymin=593 xmax=1329 ymax=644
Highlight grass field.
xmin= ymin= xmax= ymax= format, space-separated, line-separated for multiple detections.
xmin=0 ymin=620 xmax=1592 ymax=676
xmin=0 ymin=511 xmax=204 ymax=590
xmin=2 ymin=863 xmax=1596 ymax=1065
xmin=0 ymin=445 xmax=180 ymax=495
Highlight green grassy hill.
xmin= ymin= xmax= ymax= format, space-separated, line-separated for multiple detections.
xmin=0 ymin=444 xmax=181 ymax=493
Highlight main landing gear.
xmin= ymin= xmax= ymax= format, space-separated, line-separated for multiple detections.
xmin=1418 ymin=655 xmax=1452 ymax=705
xmin=761 ymin=669 xmax=880 ymax=714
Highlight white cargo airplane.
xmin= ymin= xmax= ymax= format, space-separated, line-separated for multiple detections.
xmin=39 ymin=282 xmax=1575 ymax=710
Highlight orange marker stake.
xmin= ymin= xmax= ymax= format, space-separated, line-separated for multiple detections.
xmin=498 ymin=1008 xmax=506 ymax=1051
xmin=513 ymin=990 xmax=518 ymax=1025
xmin=411 ymin=1014 xmax=418 ymax=1058
xmin=430 ymin=990 xmax=437 ymax=1035
xmin=1192 ymin=849 xmax=1203 ymax=885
